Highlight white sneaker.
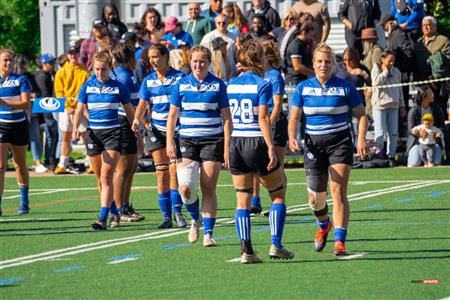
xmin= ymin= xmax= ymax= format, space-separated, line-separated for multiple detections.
xmin=188 ymin=219 xmax=201 ymax=243
xmin=35 ymin=164 xmax=48 ymax=173
xmin=203 ymin=233 xmax=216 ymax=247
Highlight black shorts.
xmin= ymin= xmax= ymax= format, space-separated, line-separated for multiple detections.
xmin=0 ymin=120 xmax=29 ymax=146
xmin=272 ymin=112 xmax=288 ymax=147
xmin=86 ymin=127 xmax=122 ymax=156
xmin=119 ymin=116 xmax=137 ymax=155
xmin=229 ymin=136 xmax=280 ymax=177
xmin=304 ymin=130 xmax=353 ymax=175
xmin=179 ymin=137 xmax=224 ymax=163
xmin=144 ymin=126 xmax=181 ymax=157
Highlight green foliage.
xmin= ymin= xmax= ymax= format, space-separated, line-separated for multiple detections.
xmin=424 ymin=0 xmax=450 ymax=37
xmin=0 ymin=0 xmax=40 ymax=63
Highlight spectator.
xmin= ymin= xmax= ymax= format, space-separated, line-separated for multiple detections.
xmin=201 ymin=14 xmax=237 ymax=78
xmin=140 ymin=7 xmax=164 ymax=44
xmin=245 ymin=0 xmax=281 ymax=33
xmin=35 ymin=54 xmax=58 ymax=171
xmin=201 ymin=0 xmax=223 ymax=23
xmin=280 ymin=12 xmax=314 ymax=65
xmin=80 ymin=20 xmax=112 ymax=70
xmin=222 ymin=3 xmax=249 ymax=34
xmin=134 ymin=47 xmax=152 ymax=84
xmin=162 ymin=16 xmax=193 ymax=49
xmin=389 ymin=0 xmax=425 ymax=48
xmin=131 ymin=22 xmax=146 ymax=60
xmin=338 ymin=0 xmax=381 ymax=56
xmin=249 ymin=15 xmax=277 ymax=42
xmin=269 ymin=10 xmax=298 ymax=45
xmin=371 ymin=50 xmax=406 ymax=165
xmin=414 ymin=16 xmax=450 ymax=115
xmin=101 ymin=3 xmax=128 ymax=41
xmin=53 ymin=46 xmax=90 ymax=174
xmin=410 ymin=113 xmax=442 ymax=167
xmin=407 ymin=85 xmax=445 ymax=167
xmin=183 ymin=2 xmax=214 ymax=45
xmin=292 ymin=0 xmax=331 ymax=44
xmin=169 ymin=45 xmax=191 ymax=75
xmin=284 ymin=22 xmax=315 ymax=87
xmin=209 ymin=37 xmax=232 ymax=81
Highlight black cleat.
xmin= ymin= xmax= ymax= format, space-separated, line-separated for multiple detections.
xmin=92 ymin=218 xmax=107 ymax=230
xmin=158 ymin=217 xmax=173 ymax=229
xmin=250 ymin=204 xmax=262 ymax=215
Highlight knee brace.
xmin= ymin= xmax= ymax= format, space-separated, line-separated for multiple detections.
xmin=155 ymin=163 xmax=169 ymax=172
xmin=307 ymin=173 xmax=328 ymax=216
xmin=177 ymin=161 xmax=200 ymax=205
xmin=235 ymin=187 xmax=253 ymax=194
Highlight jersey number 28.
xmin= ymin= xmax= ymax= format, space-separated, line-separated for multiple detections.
xmin=229 ymin=99 xmax=254 ymax=124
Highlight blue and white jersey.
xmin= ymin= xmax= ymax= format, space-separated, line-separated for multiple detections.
xmin=77 ymin=75 xmax=130 ymax=129
xmin=227 ymin=72 xmax=272 ymax=137
xmin=0 ymin=73 xmax=31 ymax=123
xmin=264 ymin=68 xmax=285 ymax=113
xmin=111 ymin=66 xmax=140 ymax=117
xmin=291 ymin=76 xmax=362 ymax=135
xmin=171 ymin=72 xmax=229 ymax=139
xmin=139 ymin=68 xmax=184 ymax=132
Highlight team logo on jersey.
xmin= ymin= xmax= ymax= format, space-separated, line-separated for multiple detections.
xmin=151 ymin=137 xmax=157 ymax=142
xmin=1 ymin=79 xmax=19 ymax=87
xmin=87 ymin=144 xmax=94 ymax=149
xmin=307 ymin=151 xmax=315 ymax=160
xmin=180 ymin=146 xmax=186 ymax=153
xmin=329 ymin=87 xmax=341 ymax=95
xmin=100 ymin=87 xmax=120 ymax=94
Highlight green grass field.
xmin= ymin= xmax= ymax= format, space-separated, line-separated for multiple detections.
xmin=1 ymin=167 xmax=449 ymax=299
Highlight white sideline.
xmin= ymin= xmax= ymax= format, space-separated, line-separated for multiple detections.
xmin=0 ymin=180 xmax=448 ymax=270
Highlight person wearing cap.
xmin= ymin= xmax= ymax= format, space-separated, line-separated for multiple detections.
xmin=35 ymin=53 xmax=58 ymax=171
xmin=183 ymin=2 xmax=214 ymax=45
xmin=338 ymin=0 xmax=381 ymax=56
xmin=162 ymin=16 xmax=193 ymax=50
xmin=101 ymin=3 xmax=128 ymax=41
xmin=410 ymin=112 xmax=443 ymax=167
xmin=389 ymin=0 xmax=425 ymax=47
xmin=80 ymin=19 xmax=111 ymax=70
xmin=53 ymin=46 xmax=90 ymax=174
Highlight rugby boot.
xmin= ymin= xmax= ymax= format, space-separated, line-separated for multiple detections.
xmin=314 ymin=222 xmax=332 ymax=252
xmin=250 ymin=204 xmax=262 ymax=215
xmin=188 ymin=219 xmax=202 ymax=243
xmin=109 ymin=214 xmax=120 ymax=228
xmin=333 ymin=241 xmax=347 ymax=256
xmin=175 ymin=213 xmax=187 ymax=228
xmin=158 ymin=217 xmax=173 ymax=229
xmin=127 ymin=204 xmax=145 ymax=221
xmin=92 ymin=218 xmax=107 ymax=230
xmin=17 ymin=205 xmax=30 ymax=215
xmin=269 ymin=245 xmax=295 ymax=260
xmin=240 ymin=252 xmax=263 ymax=264
xmin=203 ymin=233 xmax=216 ymax=247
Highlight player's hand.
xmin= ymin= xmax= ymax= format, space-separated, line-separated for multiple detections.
xmin=289 ymin=139 xmax=301 ymax=153
xmin=267 ymin=148 xmax=278 ymax=171
xmin=72 ymin=128 xmax=79 ymax=142
xmin=223 ymin=150 xmax=230 ymax=170
xmin=357 ymin=138 xmax=368 ymax=160
xmin=166 ymin=141 xmax=176 ymax=160
xmin=131 ymin=118 xmax=140 ymax=133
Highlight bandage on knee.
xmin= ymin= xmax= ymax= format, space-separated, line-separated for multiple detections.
xmin=155 ymin=163 xmax=169 ymax=172
xmin=307 ymin=187 xmax=328 ymax=217
xmin=177 ymin=161 xmax=200 ymax=205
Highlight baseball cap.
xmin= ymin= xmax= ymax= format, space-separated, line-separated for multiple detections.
xmin=422 ymin=113 xmax=434 ymax=122
xmin=40 ymin=53 xmax=56 ymax=64
xmin=92 ymin=19 xmax=106 ymax=28
xmin=164 ymin=16 xmax=180 ymax=32
xmin=120 ymin=32 xmax=137 ymax=43
xmin=67 ymin=46 xmax=79 ymax=54
xmin=379 ymin=13 xmax=396 ymax=26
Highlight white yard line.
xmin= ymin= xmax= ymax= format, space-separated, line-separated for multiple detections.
xmin=339 ymin=252 xmax=368 ymax=260
xmin=226 ymin=257 xmax=242 ymax=263
xmin=0 ymin=180 xmax=448 ymax=270
xmin=107 ymin=257 xmax=141 ymax=264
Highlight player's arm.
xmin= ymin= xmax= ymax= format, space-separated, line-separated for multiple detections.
xmin=221 ymin=107 xmax=232 ymax=169
xmin=269 ymin=93 xmax=282 ymax=125
xmin=132 ymin=99 xmax=150 ymax=131
xmin=0 ymin=91 xmax=30 ymax=109
xmin=288 ymin=106 xmax=302 ymax=152
xmin=166 ymin=104 xmax=180 ymax=159
xmin=352 ymin=104 xmax=368 ymax=159
xmin=72 ymin=102 xmax=86 ymax=141
xmin=259 ymin=104 xmax=277 ymax=171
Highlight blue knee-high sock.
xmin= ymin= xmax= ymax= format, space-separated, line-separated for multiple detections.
xmin=334 ymin=227 xmax=347 ymax=243
xmin=203 ymin=217 xmax=216 ymax=236
xmin=170 ymin=189 xmax=183 ymax=214
xmin=185 ymin=197 xmax=200 ymax=221
xmin=316 ymin=217 xmax=330 ymax=229
xmin=19 ymin=185 xmax=29 ymax=207
xmin=251 ymin=196 xmax=261 ymax=206
xmin=235 ymin=209 xmax=251 ymax=241
xmin=158 ymin=191 xmax=172 ymax=219
xmin=99 ymin=207 xmax=110 ymax=222
xmin=110 ymin=201 xmax=119 ymax=215
xmin=269 ymin=203 xmax=286 ymax=248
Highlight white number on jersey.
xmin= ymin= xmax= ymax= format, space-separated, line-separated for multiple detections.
xmin=230 ymin=98 xmax=254 ymax=124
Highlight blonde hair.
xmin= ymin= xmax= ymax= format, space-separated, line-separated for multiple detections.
xmin=92 ymin=50 xmax=112 ymax=68
xmin=313 ymin=43 xmax=336 ymax=64
xmin=0 ymin=48 xmax=14 ymax=57
xmin=211 ymin=48 xmax=231 ymax=81
xmin=190 ymin=45 xmax=211 ymax=63
xmin=282 ymin=10 xmax=298 ymax=29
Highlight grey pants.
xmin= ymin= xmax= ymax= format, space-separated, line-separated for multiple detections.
xmin=419 ymin=143 xmax=435 ymax=163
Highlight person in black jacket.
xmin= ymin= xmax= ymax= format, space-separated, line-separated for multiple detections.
xmin=407 ymin=85 xmax=445 ymax=167
xmin=245 ymin=0 xmax=281 ymax=34
xmin=338 ymin=0 xmax=381 ymax=56
xmin=101 ymin=3 xmax=128 ymax=42
xmin=35 ymin=54 xmax=58 ymax=170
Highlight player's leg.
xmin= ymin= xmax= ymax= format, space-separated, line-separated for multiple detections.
xmin=11 ymin=144 xmax=29 ymax=214
xmin=250 ymin=175 xmax=262 ymax=214
xmin=170 ymin=160 xmax=186 ymax=227
xmin=152 ymin=147 xmax=173 ymax=228
xmin=0 ymin=143 xmax=9 ymax=216
xmin=55 ymin=112 xmax=72 ymax=174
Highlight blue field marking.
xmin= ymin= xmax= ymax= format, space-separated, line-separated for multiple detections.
xmin=425 ymin=192 xmax=448 ymax=198
xmin=109 ymin=254 xmax=142 ymax=261
xmin=398 ymin=198 xmax=416 ymax=203
xmin=55 ymin=265 xmax=86 ymax=273
xmin=289 ymin=217 xmax=315 ymax=224
xmin=364 ymin=204 xmax=383 ymax=209
xmin=160 ymin=244 xmax=192 ymax=250
xmin=254 ymin=226 xmax=270 ymax=232
xmin=0 ymin=277 xmax=25 ymax=285
xmin=364 ymin=221 xmax=450 ymax=226
xmin=213 ymin=235 xmax=235 ymax=240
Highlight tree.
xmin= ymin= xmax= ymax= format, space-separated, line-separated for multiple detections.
xmin=424 ymin=0 xmax=450 ymax=37
xmin=0 ymin=0 xmax=40 ymax=64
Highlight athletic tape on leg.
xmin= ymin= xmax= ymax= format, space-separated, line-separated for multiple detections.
xmin=177 ymin=161 xmax=200 ymax=205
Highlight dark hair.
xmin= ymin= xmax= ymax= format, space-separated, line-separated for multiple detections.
xmin=414 ymin=85 xmax=432 ymax=105
xmin=298 ymin=22 xmax=314 ymax=34
xmin=102 ymin=3 xmax=121 ymax=24
xmin=237 ymin=33 xmax=252 ymax=45
xmin=252 ymin=14 xmax=266 ymax=24
xmin=148 ymin=43 xmax=170 ymax=62
xmin=342 ymin=47 xmax=360 ymax=65
xmin=381 ymin=50 xmax=395 ymax=59
xmin=237 ymin=40 xmax=264 ymax=76
xmin=262 ymin=39 xmax=282 ymax=69
xmin=297 ymin=12 xmax=314 ymax=27
xmin=140 ymin=8 xmax=164 ymax=31
xmin=13 ymin=54 xmax=29 ymax=75
xmin=110 ymin=43 xmax=136 ymax=69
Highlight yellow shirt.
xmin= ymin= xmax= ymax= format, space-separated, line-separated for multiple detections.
xmin=54 ymin=62 xmax=90 ymax=109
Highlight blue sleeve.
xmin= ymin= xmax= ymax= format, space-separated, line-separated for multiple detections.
xmin=259 ymin=81 xmax=273 ymax=106
xmin=346 ymin=83 xmax=363 ymax=108
xmin=170 ymin=81 xmax=182 ymax=108
xmin=272 ymin=73 xmax=285 ymax=95
xmin=119 ymin=83 xmax=130 ymax=105
xmin=138 ymin=79 xmax=150 ymax=102
xmin=290 ymin=82 xmax=304 ymax=108
xmin=77 ymin=83 xmax=88 ymax=104
xmin=114 ymin=72 xmax=129 ymax=87
xmin=218 ymin=80 xmax=229 ymax=109
xmin=20 ymin=76 xmax=31 ymax=93
xmin=186 ymin=33 xmax=194 ymax=48
xmin=389 ymin=0 xmax=396 ymax=15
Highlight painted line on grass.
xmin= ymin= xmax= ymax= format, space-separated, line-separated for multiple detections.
xmin=108 ymin=254 xmax=142 ymax=264
xmin=227 ymin=257 xmax=241 ymax=263
xmin=0 ymin=277 xmax=25 ymax=285
xmin=0 ymin=180 xmax=448 ymax=270
xmin=364 ymin=204 xmax=383 ymax=209
xmin=339 ymin=252 xmax=368 ymax=260
xmin=398 ymin=198 xmax=415 ymax=203
xmin=54 ymin=265 xmax=85 ymax=272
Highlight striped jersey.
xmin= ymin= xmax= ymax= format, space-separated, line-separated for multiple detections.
xmin=171 ymin=72 xmax=228 ymax=139
xmin=264 ymin=68 xmax=285 ymax=112
xmin=227 ymin=72 xmax=272 ymax=137
xmin=291 ymin=75 xmax=362 ymax=135
xmin=77 ymin=75 xmax=130 ymax=129
xmin=0 ymin=73 xmax=31 ymax=123
xmin=139 ymin=68 xmax=184 ymax=132
xmin=111 ymin=66 xmax=140 ymax=117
